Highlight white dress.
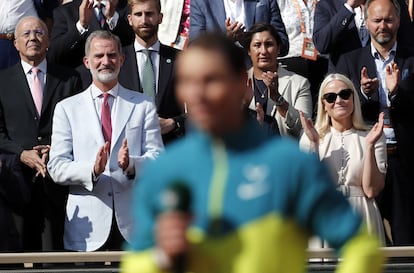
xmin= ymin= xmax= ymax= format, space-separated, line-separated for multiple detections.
xmin=300 ymin=127 xmax=387 ymax=245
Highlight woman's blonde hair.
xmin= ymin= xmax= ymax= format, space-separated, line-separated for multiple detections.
xmin=314 ymin=73 xmax=369 ymax=138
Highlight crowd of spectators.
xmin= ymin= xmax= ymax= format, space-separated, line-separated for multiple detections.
xmin=0 ymin=0 xmax=414 ymax=263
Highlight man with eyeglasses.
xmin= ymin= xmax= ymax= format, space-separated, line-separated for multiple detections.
xmin=48 ymin=0 xmax=134 ymax=68
xmin=0 ymin=16 xmax=82 ymax=251
xmin=335 ymin=0 xmax=414 ymax=245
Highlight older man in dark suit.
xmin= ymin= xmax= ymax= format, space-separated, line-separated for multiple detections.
xmin=0 ymin=16 xmax=82 ymax=250
xmin=48 ymin=0 xmax=134 ymax=68
xmin=335 ymin=0 xmax=414 ymax=245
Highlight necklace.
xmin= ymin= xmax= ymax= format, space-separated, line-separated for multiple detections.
xmin=254 ymin=78 xmax=267 ymax=99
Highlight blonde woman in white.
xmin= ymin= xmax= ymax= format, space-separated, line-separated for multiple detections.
xmin=300 ymin=73 xmax=386 ymax=245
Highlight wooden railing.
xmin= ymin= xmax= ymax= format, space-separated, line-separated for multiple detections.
xmin=0 ymin=247 xmax=413 ymax=269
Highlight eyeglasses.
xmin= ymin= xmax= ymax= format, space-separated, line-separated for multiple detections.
xmin=322 ymin=89 xmax=353 ymax=104
xmin=19 ymin=29 xmax=46 ymax=39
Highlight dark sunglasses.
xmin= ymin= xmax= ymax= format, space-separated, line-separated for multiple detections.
xmin=322 ymin=89 xmax=353 ymax=103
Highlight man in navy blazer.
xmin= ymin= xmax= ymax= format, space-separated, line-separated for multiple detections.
xmin=190 ymin=0 xmax=289 ymax=56
xmin=335 ymin=0 xmax=414 ymax=245
xmin=313 ymin=0 xmax=414 ymax=71
xmin=48 ymin=0 xmax=134 ymax=68
xmin=0 ymin=17 xmax=82 ymax=250
xmin=119 ymin=0 xmax=185 ymax=145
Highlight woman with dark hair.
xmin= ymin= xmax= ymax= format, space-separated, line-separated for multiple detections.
xmin=300 ymin=73 xmax=387 ymax=245
xmin=245 ymin=23 xmax=312 ymax=139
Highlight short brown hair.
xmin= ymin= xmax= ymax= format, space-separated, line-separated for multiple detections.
xmin=128 ymin=0 xmax=161 ymax=14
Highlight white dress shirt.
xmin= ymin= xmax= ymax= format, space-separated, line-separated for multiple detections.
xmin=223 ymin=0 xmax=246 ymax=26
xmin=134 ymin=40 xmax=160 ymax=94
xmin=22 ymin=59 xmax=47 ymax=93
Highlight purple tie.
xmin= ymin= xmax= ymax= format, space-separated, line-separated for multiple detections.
xmin=30 ymin=67 xmax=43 ymax=116
xmin=102 ymin=93 xmax=112 ymax=145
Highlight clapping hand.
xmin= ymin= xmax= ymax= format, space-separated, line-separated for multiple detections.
xmin=117 ymin=138 xmax=129 ymax=171
xmin=300 ymin=111 xmax=319 ymax=145
xmin=79 ymin=0 xmax=94 ymax=28
xmin=360 ymin=67 xmax=379 ymax=97
xmin=366 ymin=112 xmax=384 ymax=146
xmin=225 ymin=18 xmax=245 ymax=41
xmin=94 ymin=141 xmax=110 ymax=177
xmin=385 ymin=62 xmax=400 ymax=96
xmin=262 ymin=71 xmax=279 ymax=101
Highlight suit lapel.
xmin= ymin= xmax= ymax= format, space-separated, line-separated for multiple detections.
xmin=111 ymin=87 xmax=134 ymax=150
xmin=80 ymin=88 xmax=106 ymax=145
xmin=42 ymin=64 xmax=60 ymax=116
xmin=157 ymin=45 xmax=174 ymax=108
xmin=213 ymin=0 xmax=227 ymax=32
xmin=244 ymin=0 xmax=256 ymax=30
xmin=13 ymin=64 xmax=39 ymax=117
xmin=123 ymin=45 xmax=141 ymax=92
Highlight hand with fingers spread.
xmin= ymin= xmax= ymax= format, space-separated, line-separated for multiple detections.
xmin=94 ymin=142 xmax=110 ymax=177
xmin=225 ymin=18 xmax=245 ymax=41
xmin=79 ymin=0 xmax=95 ymax=29
xmin=118 ymin=138 xmax=129 ymax=171
xmin=262 ymin=71 xmax=279 ymax=101
xmin=385 ymin=62 xmax=400 ymax=96
xmin=360 ymin=67 xmax=379 ymax=97
xmin=300 ymin=111 xmax=319 ymax=146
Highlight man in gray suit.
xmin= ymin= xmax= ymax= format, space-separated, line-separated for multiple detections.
xmin=48 ymin=30 xmax=163 ymax=251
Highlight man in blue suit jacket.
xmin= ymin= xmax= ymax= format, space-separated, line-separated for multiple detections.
xmin=190 ymin=0 xmax=289 ymax=56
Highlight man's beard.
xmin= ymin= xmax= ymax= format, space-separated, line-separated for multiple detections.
xmin=136 ymin=24 xmax=158 ymax=41
xmin=90 ymin=66 xmax=119 ymax=83
xmin=373 ymin=31 xmax=395 ymax=45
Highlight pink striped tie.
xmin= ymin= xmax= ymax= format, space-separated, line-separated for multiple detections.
xmin=102 ymin=93 xmax=112 ymax=145
xmin=31 ymin=67 xmax=43 ymax=116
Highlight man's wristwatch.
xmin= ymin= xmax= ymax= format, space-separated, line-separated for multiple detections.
xmin=275 ymin=95 xmax=286 ymax=106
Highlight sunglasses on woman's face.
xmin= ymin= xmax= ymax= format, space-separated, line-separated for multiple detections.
xmin=322 ymin=88 xmax=353 ymax=104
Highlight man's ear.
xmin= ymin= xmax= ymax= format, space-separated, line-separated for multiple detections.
xmin=83 ymin=56 xmax=90 ymax=69
xmin=159 ymin=12 xmax=163 ymax=25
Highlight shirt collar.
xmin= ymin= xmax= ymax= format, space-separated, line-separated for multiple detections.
xmin=134 ymin=40 xmax=160 ymax=53
xmin=370 ymin=42 xmax=397 ymax=60
xmin=22 ymin=59 xmax=47 ymax=75
xmin=94 ymin=0 xmax=107 ymax=7
xmin=90 ymin=83 xmax=119 ymax=99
